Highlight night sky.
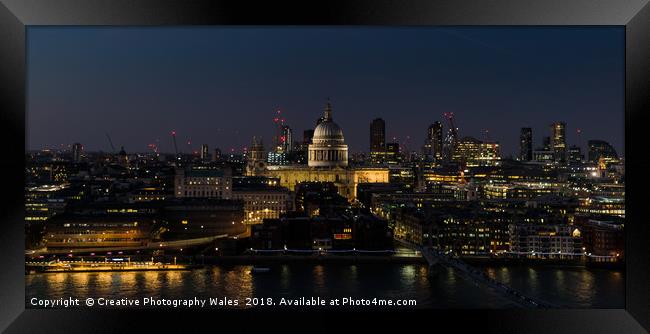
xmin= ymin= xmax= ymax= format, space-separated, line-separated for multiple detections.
xmin=27 ymin=27 xmax=624 ymax=157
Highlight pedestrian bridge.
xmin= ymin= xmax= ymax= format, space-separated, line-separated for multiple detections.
xmin=421 ymin=247 xmax=559 ymax=308
xmin=396 ymin=239 xmax=558 ymax=309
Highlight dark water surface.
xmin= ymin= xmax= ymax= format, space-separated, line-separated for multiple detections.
xmin=25 ymin=264 xmax=624 ymax=309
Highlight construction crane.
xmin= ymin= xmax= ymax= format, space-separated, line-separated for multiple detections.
xmin=147 ymin=143 xmax=158 ymax=154
xmin=105 ymin=133 xmax=116 ymax=153
xmin=443 ymin=112 xmax=459 ymax=142
xmin=273 ymin=109 xmax=285 ymax=151
xmin=441 ymin=112 xmax=462 ymax=166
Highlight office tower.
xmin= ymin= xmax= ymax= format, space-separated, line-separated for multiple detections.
xmin=533 ymin=136 xmax=554 ymax=163
xmin=201 ymin=144 xmax=209 ymax=161
xmin=384 ymin=142 xmax=401 ymax=165
xmin=454 ymin=137 xmax=501 ymax=167
xmin=281 ymin=125 xmax=293 ymax=153
xmin=213 ymin=148 xmax=221 ymax=162
xmin=370 ymin=118 xmax=386 ymax=152
xmin=588 ymin=140 xmax=619 ymax=163
xmin=551 ymin=122 xmax=567 ymax=163
xmin=520 ymin=127 xmax=533 ymax=161
xmin=568 ymin=145 xmax=583 ymax=163
xmin=370 ymin=118 xmax=386 ymax=164
xmin=427 ymin=121 xmax=443 ymax=160
xmin=72 ymin=142 xmax=82 ymax=162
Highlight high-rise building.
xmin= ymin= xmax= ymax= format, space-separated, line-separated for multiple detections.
xmin=519 ymin=128 xmax=533 ymax=161
xmin=588 ymin=140 xmax=619 ymax=164
xmin=213 ymin=148 xmax=221 ymax=162
xmin=72 ymin=143 xmax=82 ymax=162
xmin=370 ymin=118 xmax=386 ymax=152
xmin=281 ymin=125 xmax=293 ymax=153
xmin=423 ymin=122 xmax=443 ymax=161
xmin=532 ymin=136 xmax=554 ymax=163
xmin=201 ymin=144 xmax=209 ymax=161
xmin=370 ymin=118 xmax=386 ymax=164
xmin=429 ymin=122 xmax=443 ymax=160
xmin=551 ymin=122 xmax=567 ymax=163
xmin=385 ymin=142 xmax=401 ymax=165
xmin=568 ymin=145 xmax=583 ymax=163
xmin=453 ymin=137 xmax=500 ymax=167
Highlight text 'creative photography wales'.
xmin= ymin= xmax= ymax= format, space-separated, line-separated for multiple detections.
xmin=25 ymin=27 xmax=624 ymax=310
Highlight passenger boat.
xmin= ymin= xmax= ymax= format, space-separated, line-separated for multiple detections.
xmin=250 ymin=266 xmax=271 ymax=274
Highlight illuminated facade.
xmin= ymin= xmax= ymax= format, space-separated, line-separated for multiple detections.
xmin=551 ymin=122 xmax=567 ymax=163
xmin=483 ymin=183 xmax=556 ymax=200
xmin=174 ymin=167 xmax=232 ymax=199
xmin=509 ymin=224 xmax=582 ymax=257
xmin=129 ymin=187 xmax=168 ymax=202
xmin=258 ymin=102 xmax=389 ymax=201
xmin=587 ymin=140 xmax=619 ymax=165
xmin=45 ymin=220 xmax=151 ymax=250
xmin=577 ymin=196 xmax=625 ymax=218
xmin=384 ymin=142 xmax=401 ymax=165
xmin=232 ymin=187 xmax=291 ymax=224
xmin=281 ymin=125 xmax=293 ymax=153
xmin=264 ymin=166 xmax=388 ymax=201
xmin=453 ymin=137 xmax=500 ymax=167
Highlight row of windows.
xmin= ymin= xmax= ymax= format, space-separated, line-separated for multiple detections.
xmin=233 ymin=195 xmax=286 ymax=200
xmin=183 ymin=190 xmax=224 ymax=197
xmin=50 ymin=230 xmax=141 ymax=235
xmin=309 ymin=149 xmax=346 ymax=161
xmin=47 ymin=238 xmax=147 ymax=243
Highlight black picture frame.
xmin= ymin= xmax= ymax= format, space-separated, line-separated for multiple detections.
xmin=1 ymin=1 xmax=649 ymax=333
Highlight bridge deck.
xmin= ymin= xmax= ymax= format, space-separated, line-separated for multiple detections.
xmin=397 ymin=239 xmax=558 ymax=309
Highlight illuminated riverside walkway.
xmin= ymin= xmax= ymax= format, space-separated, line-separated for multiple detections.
xmin=26 ymin=234 xmax=229 ymax=256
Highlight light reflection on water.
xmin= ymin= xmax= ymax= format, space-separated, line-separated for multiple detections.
xmin=25 ymin=264 xmax=624 ymax=309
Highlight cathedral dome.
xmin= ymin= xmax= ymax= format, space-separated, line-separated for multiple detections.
xmin=308 ymin=101 xmax=348 ymax=168
xmin=313 ymin=121 xmax=344 ymax=143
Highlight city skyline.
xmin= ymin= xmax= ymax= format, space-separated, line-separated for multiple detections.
xmin=28 ymin=27 xmax=624 ymax=156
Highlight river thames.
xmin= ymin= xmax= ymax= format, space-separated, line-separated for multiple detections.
xmin=25 ymin=263 xmax=624 ymax=309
